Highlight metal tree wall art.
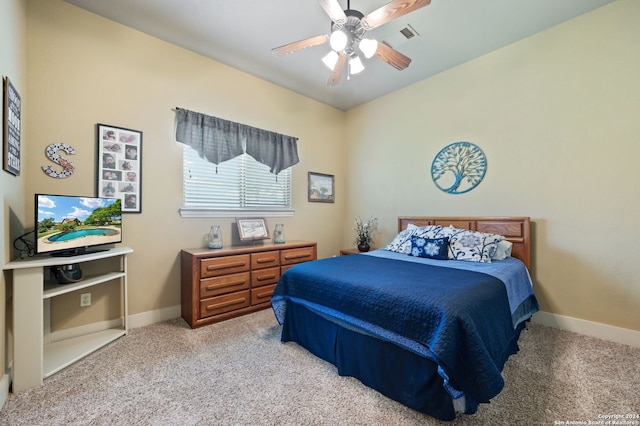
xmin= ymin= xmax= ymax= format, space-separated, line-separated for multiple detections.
xmin=431 ymin=142 xmax=486 ymax=194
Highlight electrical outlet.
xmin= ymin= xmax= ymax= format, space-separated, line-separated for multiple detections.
xmin=80 ymin=293 xmax=91 ymax=307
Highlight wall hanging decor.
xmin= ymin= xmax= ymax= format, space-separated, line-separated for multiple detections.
xmin=96 ymin=123 xmax=142 ymax=213
xmin=431 ymin=141 xmax=486 ymax=194
xmin=308 ymin=172 xmax=335 ymax=203
xmin=3 ymin=76 xmax=21 ymax=176
xmin=42 ymin=143 xmax=76 ymax=179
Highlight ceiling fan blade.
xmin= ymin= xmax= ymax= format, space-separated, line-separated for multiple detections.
xmin=362 ymin=0 xmax=431 ymax=30
xmin=327 ymin=52 xmax=347 ymax=86
xmin=319 ymin=0 xmax=347 ymax=24
xmin=374 ymin=42 xmax=412 ymax=70
xmin=272 ymin=34 xmax=329 ymax=57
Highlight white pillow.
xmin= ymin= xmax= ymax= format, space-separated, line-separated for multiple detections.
xmin=491 ymin=240 xmax=513 ymax=261
xmin=434 ymin=226 xmax=505 ymax=263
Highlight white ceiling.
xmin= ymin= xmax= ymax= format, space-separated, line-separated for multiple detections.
xmin=63 ymin=0 xmax=615 ymax=111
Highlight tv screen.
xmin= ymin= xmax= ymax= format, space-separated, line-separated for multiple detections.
xmin=35 ymin=194 xmax=122 ymax=256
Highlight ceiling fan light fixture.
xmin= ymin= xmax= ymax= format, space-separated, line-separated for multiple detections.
xmin=322 ymin=51 xmax=339 ymax=70
xmin=349 ymin=55 xmax=365 ymax=74
xmin=359 ymin=38 xmax=378 ymax=59
xmin=329 ymin=30 xmax=348 ymax=51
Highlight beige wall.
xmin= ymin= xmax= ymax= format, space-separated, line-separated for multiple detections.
xmin=24 ymin=0 xmax=346 ymax=328
xmin=1 ymin=0 xmax=27 ymax=398
xmin=8 ymin=0 xmax=639 ymax=351
xmin=345 ymin=0 xmax=640 ymax=332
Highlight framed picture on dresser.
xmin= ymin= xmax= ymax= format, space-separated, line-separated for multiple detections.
xmin=236 ymin=217 xmax=270 ymax=241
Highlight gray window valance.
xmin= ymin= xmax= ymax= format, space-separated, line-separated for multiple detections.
xmin=175 ymin=107 xmax=299 ymax=174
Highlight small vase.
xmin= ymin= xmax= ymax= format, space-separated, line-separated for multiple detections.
xmin=274 ymin=224 xmax=285 ymax=244
xmin=207 ymin=225 xmax=223 ymax=249
xmin=357 ymin=242 xmax=370 ymax=252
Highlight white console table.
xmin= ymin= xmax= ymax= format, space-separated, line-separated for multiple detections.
xmin=3 ymin=247 xmax=133 ymax=392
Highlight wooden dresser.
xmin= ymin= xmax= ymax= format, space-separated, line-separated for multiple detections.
xmin=180 ymin=241 xmax=317 ymax=328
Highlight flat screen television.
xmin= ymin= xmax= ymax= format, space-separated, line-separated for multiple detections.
xmin=35 ymin=194 xmax=122 ymax=257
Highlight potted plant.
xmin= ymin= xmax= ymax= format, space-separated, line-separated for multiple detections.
xmin=353 ymin=216 xmax=378 ymax=252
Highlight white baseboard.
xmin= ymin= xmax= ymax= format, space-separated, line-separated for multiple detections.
xmin=49 ymin=305 xmax=181 ymax=343
xmin=51 ymin=307 xmax=639 ymax=348
xmin=128 ymin=304 xmax=181 ymax=329
xmin=531 ymin=311 xmax=640 ymax=348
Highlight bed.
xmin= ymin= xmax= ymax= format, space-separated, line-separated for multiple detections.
xmin=270 ymin=216 xmax=539 ymax=421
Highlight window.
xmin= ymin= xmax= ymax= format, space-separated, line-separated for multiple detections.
xmin=180 ymin=145 xmax=293 ymax=218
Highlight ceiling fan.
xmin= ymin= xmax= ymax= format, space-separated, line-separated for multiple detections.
xmin=272 ymin=0 xmax=431 ymax=86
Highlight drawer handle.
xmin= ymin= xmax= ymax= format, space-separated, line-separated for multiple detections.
xmin=207 ymin=261 xmax=246 ymax=271
xmin=255 ymin=291 xmax=272 ymax=300
xmin=284 ymin=253 xmax=311 ymax=260
xmin=205 ymin=297 xmax=247 ymax=311
xmin=257 ymin=274 xmax=276 ymax=281
xmin=257 ymin=257 xmax=276 ymax=263
xmin=205 ymin=279 xmax=246 ymax=291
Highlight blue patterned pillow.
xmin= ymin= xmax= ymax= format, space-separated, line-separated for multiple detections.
xmin=384 ymin=225 xmax=442 ymax=254
xmin=409 ymin=236 xmax=449 ymax=260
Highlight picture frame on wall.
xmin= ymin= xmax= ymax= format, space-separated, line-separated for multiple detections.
xmin=308 ymin=172 xmax=335 ymax=203
xmin=3 ymin=76 xmax=21 ymax=176
xmin=96 ymin=123 xmax=142 ymax=213
xmin=236 ymin=217 xmax=270 ymax=241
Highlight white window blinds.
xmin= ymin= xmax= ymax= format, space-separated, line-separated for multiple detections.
xmin=181 ymin=145 xmax=293 ymax=217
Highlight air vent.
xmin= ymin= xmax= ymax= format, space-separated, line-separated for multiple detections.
xmin=400 ymin=27 xmax=416 ymax=40
xmin=384 ymin=24 xmax=420 ymax=48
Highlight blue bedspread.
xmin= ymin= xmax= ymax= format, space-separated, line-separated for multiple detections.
xmin=366 ymin=250 xmax=539 ymax=328
xmin=271 ymin=254 xmax=537 ymax=404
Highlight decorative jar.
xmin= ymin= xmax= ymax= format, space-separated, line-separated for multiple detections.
xmin=274 ymin=224 xmax=285 ymax=244
xmin=208 ymin=225 xmax=223 ymax=249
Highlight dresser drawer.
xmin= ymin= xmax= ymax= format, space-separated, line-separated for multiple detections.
xmin=200 ymin=290 xmax=251 ymax=318
xmin=200 ymin=272 xmax=250 ymax=298
xmin=280 ymin=247 xmax=315 ymax=266
xmin=200 ymin=254 xmax=250 ymax=278
xmin=251 ymin=250 xmax=280 ymax=270
xmin=251 ymin=284 xmax=277 ymax=305
xmin=251 ymin=266 xmax=280 ymax=288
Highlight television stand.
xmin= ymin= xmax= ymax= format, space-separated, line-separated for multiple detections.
xmin=3 ymin=246 xmax=133 ymax=392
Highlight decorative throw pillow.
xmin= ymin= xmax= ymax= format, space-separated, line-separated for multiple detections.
xmin=491 ymin=240 xmax=513 ymax=261
xmin=409 ymin=236 xmax=449 ymax=260
xmin=444 ymin=229 xmax=505 ymax=263
xmin=384 ymin=225 xmax=442 ymax=254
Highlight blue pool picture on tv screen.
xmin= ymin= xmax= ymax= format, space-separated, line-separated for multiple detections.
xmin=35 ymin=194 xmax=122 ymax=256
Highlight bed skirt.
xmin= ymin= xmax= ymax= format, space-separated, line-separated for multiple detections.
xmin=279 ymin=300 xmax=526 ymax=421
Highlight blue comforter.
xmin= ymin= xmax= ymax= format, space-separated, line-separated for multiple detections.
xmin=271 ymin=253 xmax=537 ymax=404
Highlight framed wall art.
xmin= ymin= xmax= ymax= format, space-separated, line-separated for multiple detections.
xmin=308 ymin=172 xmax=334 ymax=203
xmin=96 ymin=123 xmax=142 ymax=213
xmin=236 ymin=217 xmax=270 ymax=241
xmin=431 ymin=141 xmax=486 ymax=194
xmin=3 ymin=76 xmax=21 ymax=176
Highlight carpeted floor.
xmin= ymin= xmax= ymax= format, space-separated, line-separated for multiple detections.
xmin=1 ymin=309 xmax=638 ymax=425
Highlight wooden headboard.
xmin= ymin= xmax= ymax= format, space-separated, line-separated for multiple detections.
xmin=398 ymin=216 xmax=531 ymax=270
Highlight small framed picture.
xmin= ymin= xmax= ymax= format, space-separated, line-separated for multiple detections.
xmin=236 ymin=217 xmax=270 ymax=241
xmin=308 ymin=172 xmax=334 ymax=203
xmin=3 ymin=76 xmax=21 ymax=176
xmin=96 ymin=123 xmax=142 ymax=213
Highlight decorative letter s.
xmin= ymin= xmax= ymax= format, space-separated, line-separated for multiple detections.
xmin=42 ymin=143 xmax=76 ymax=179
